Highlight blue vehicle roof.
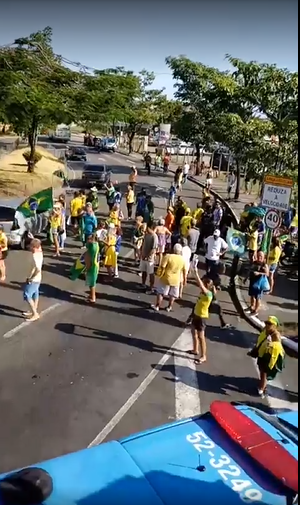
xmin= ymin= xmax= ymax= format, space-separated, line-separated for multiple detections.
xmin=0 ymin=403 xmax=298 ymax=505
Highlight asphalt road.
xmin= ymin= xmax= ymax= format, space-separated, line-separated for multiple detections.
xmin=0 ymin=146 xmax=298 ymax=473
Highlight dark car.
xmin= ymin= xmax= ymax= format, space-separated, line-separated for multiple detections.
xmin=81 ymin=163 xmax=111 ymax=189
xmin=66 ymin=147 xmax=87 ymax=162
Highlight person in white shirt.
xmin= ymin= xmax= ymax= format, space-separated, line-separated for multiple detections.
xmin=227 ymin=171 xmax=236 ymax=199
xmin=182 ymin=162 xmax=190 ymax=184
xmin=23 ymin=238 xmax=43 ymax=321
xmin=179 ymin=237 xmax=191 ymax=298
xmin=204 ymin=229 xmax=228 ymax=275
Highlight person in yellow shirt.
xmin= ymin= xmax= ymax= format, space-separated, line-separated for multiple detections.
xmin=49 ymin=205 xmax=63 ymax=257
xmin=152 ymin=243 xmax=186 ymax=312
xmin=104 ymin=223 xmax=117 ymax=278
xmin=189 ymin=269 xmax=214 ymax=364
xmin=191 ymin=204 xmax=204 ymax=226
xmin=180 ymin=208 xmax=193 ymax=237
xmin=267 ymin=237 xmax=282 ymax=293
xmin=79 ymin=190 xmax=87 ymax=208
xmin=108 ymin=204 xmax=124 ymax=228
xmin=0 ymin=224 xmax=8 ymax=281
xmin=248 ymin=223 xmax=259 ymax=263
xmin=247 ymin=316 xmax=284 ymax=398
xmin=70 ymin=192 xmax=83 ymax=230
xmin=125 ymin=185 xmax=135 ymax=219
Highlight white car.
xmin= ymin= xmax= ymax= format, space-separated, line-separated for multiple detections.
xmin=0 ymin=201 xmax=49 ymax=249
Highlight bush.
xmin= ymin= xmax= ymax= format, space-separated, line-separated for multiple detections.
xmin=22 ymin=150 xmax=43 ymax=165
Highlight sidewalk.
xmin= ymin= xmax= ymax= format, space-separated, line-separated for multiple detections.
xmin=118 ymin=148 xmax=298 ymax=354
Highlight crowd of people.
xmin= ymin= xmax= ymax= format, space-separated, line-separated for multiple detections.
xmin=238 ymin=202 xmax=298 ymax=315
xmin=0 ymin=160 xmax=291 ymax=398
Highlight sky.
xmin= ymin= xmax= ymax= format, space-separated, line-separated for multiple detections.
xmin=0 ymin=0 xmax=298 ymax=97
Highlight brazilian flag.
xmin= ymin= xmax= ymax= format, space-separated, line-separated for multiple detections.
xmin=17 ymin=187 xmax=53 ymax=218
xmin=70 ymin=252 xmax=86 ymax=280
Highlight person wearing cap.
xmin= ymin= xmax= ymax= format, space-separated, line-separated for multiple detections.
xmin=0 ymin=224 xmax=8 ymax=281
xmin=248 ymin=316 xmax=285 ymax=398
xmin=152 ymin=243 xmax=186 ymax=312
xmin=86 ymin=187 xmax=99 ymax=212
xmin=204 ymin=228 xmax=228 ymax=275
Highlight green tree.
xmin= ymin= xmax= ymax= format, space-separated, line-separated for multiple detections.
xmin=214 ymin=114 xmax=273 ymax=198
xmin=0 ymin=27 xmax=78 ymax=172
xmin=166 ymin=56 xmax=240 ymax=172
xmin=72 ymin=67 xmax=140 ymax=136
xmin=122 ymin=70 xmax=166 ymax=153
xmin=227 ymin=56 xmax=298 ymax=176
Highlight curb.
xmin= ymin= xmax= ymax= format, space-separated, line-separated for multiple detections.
xmin=117 ymin=149 xmax=298 ymax=355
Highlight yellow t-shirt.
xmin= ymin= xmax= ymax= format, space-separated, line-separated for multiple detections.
xmin=109 ymin=211 xmax=120 ymax=227
xmin=192 ymin=208 xmax=203 ymax=223
xmin=194 ymin=290 xmax=213 ymax=319
xmin=180 ymin=216 xmax=193 ymax=237
xmin=50 ymin=214 xmax=62 ymax=229
xmin=0 ymin=232 xmax=8 ymax=251
xmin=80 ymin=195 xmax=87 ymax=207
xmin=126 ymin=189 xmax=135 ymax=204
xmin=248 ymin=230 xmax=258 ymax=251
xmin=160 ymin=254 xmax=185 ymax=286
xmin=70 ymin=197 xmax=83 ymax=217
xmin=268 ymin=246 xmax=281 ymax=265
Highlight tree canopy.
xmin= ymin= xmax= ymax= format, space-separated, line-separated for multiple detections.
xmin=166 ymin=55 xmax=298 ymax=199
xmin=0 ymin=27 xmax=297 ymax=189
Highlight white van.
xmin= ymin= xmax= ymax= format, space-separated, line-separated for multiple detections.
xmin=48 ymin=124 xmax=71 ymax=143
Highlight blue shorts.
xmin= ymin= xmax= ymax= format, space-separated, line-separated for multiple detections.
xmin=269 ymin=263 xmax=278 ymax=273
xmin=23 ymin=282 xmax=40 ymax=302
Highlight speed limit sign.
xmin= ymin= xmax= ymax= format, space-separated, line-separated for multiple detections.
xmin=265 ymin=209 xmax=281 ymax=230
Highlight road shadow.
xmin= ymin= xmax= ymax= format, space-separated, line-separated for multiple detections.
xmin=205 ymin=325 xmax=256 ymax=350
xmin=54 ymin=323 xmax=186 ymax=359
xmin=160 ymin=363 xmax=298 ymax=404
xmin=0 ymin=303 xmax=24 ymax=319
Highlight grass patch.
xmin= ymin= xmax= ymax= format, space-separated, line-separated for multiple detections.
xmin=0 ymin=146 xmax=65 ymax=198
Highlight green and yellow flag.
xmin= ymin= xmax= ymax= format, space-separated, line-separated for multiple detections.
xmin=17 ymin=187 xmax=53 ymax=218
xmin=70 ymin=252 xmax=86 ymax=281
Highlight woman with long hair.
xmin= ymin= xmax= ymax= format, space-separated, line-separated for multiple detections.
xmin=190 ymin=271 xmax=214 ymax=364
xmin=247 ymin=250 xmax=269 ymax=316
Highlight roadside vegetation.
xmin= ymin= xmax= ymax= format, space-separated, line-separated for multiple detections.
xmin=0 ymin=27 xmax=298 ymax=200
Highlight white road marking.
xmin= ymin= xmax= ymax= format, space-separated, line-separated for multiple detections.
xmin=3 ymin=303 xmax=62 ymax=339
xmin=88 ymin=329 xmax=192 ymax=447
xmin=174 ymin=329 xmax=201 ymax=419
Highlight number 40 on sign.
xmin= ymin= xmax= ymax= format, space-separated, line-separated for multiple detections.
xmin=265 ymin=209 xmax=281 ymax=230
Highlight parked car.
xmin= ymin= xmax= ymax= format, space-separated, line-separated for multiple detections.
xmin=81 ymin=163 xmax=111 ymax=189
xmin=99 ymin=137 xmax=118 ymax=152
xmin=0 ymin=201 xmax=49 ymax=249
xmin=66 ymin=147 xmax=87 ymax=162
